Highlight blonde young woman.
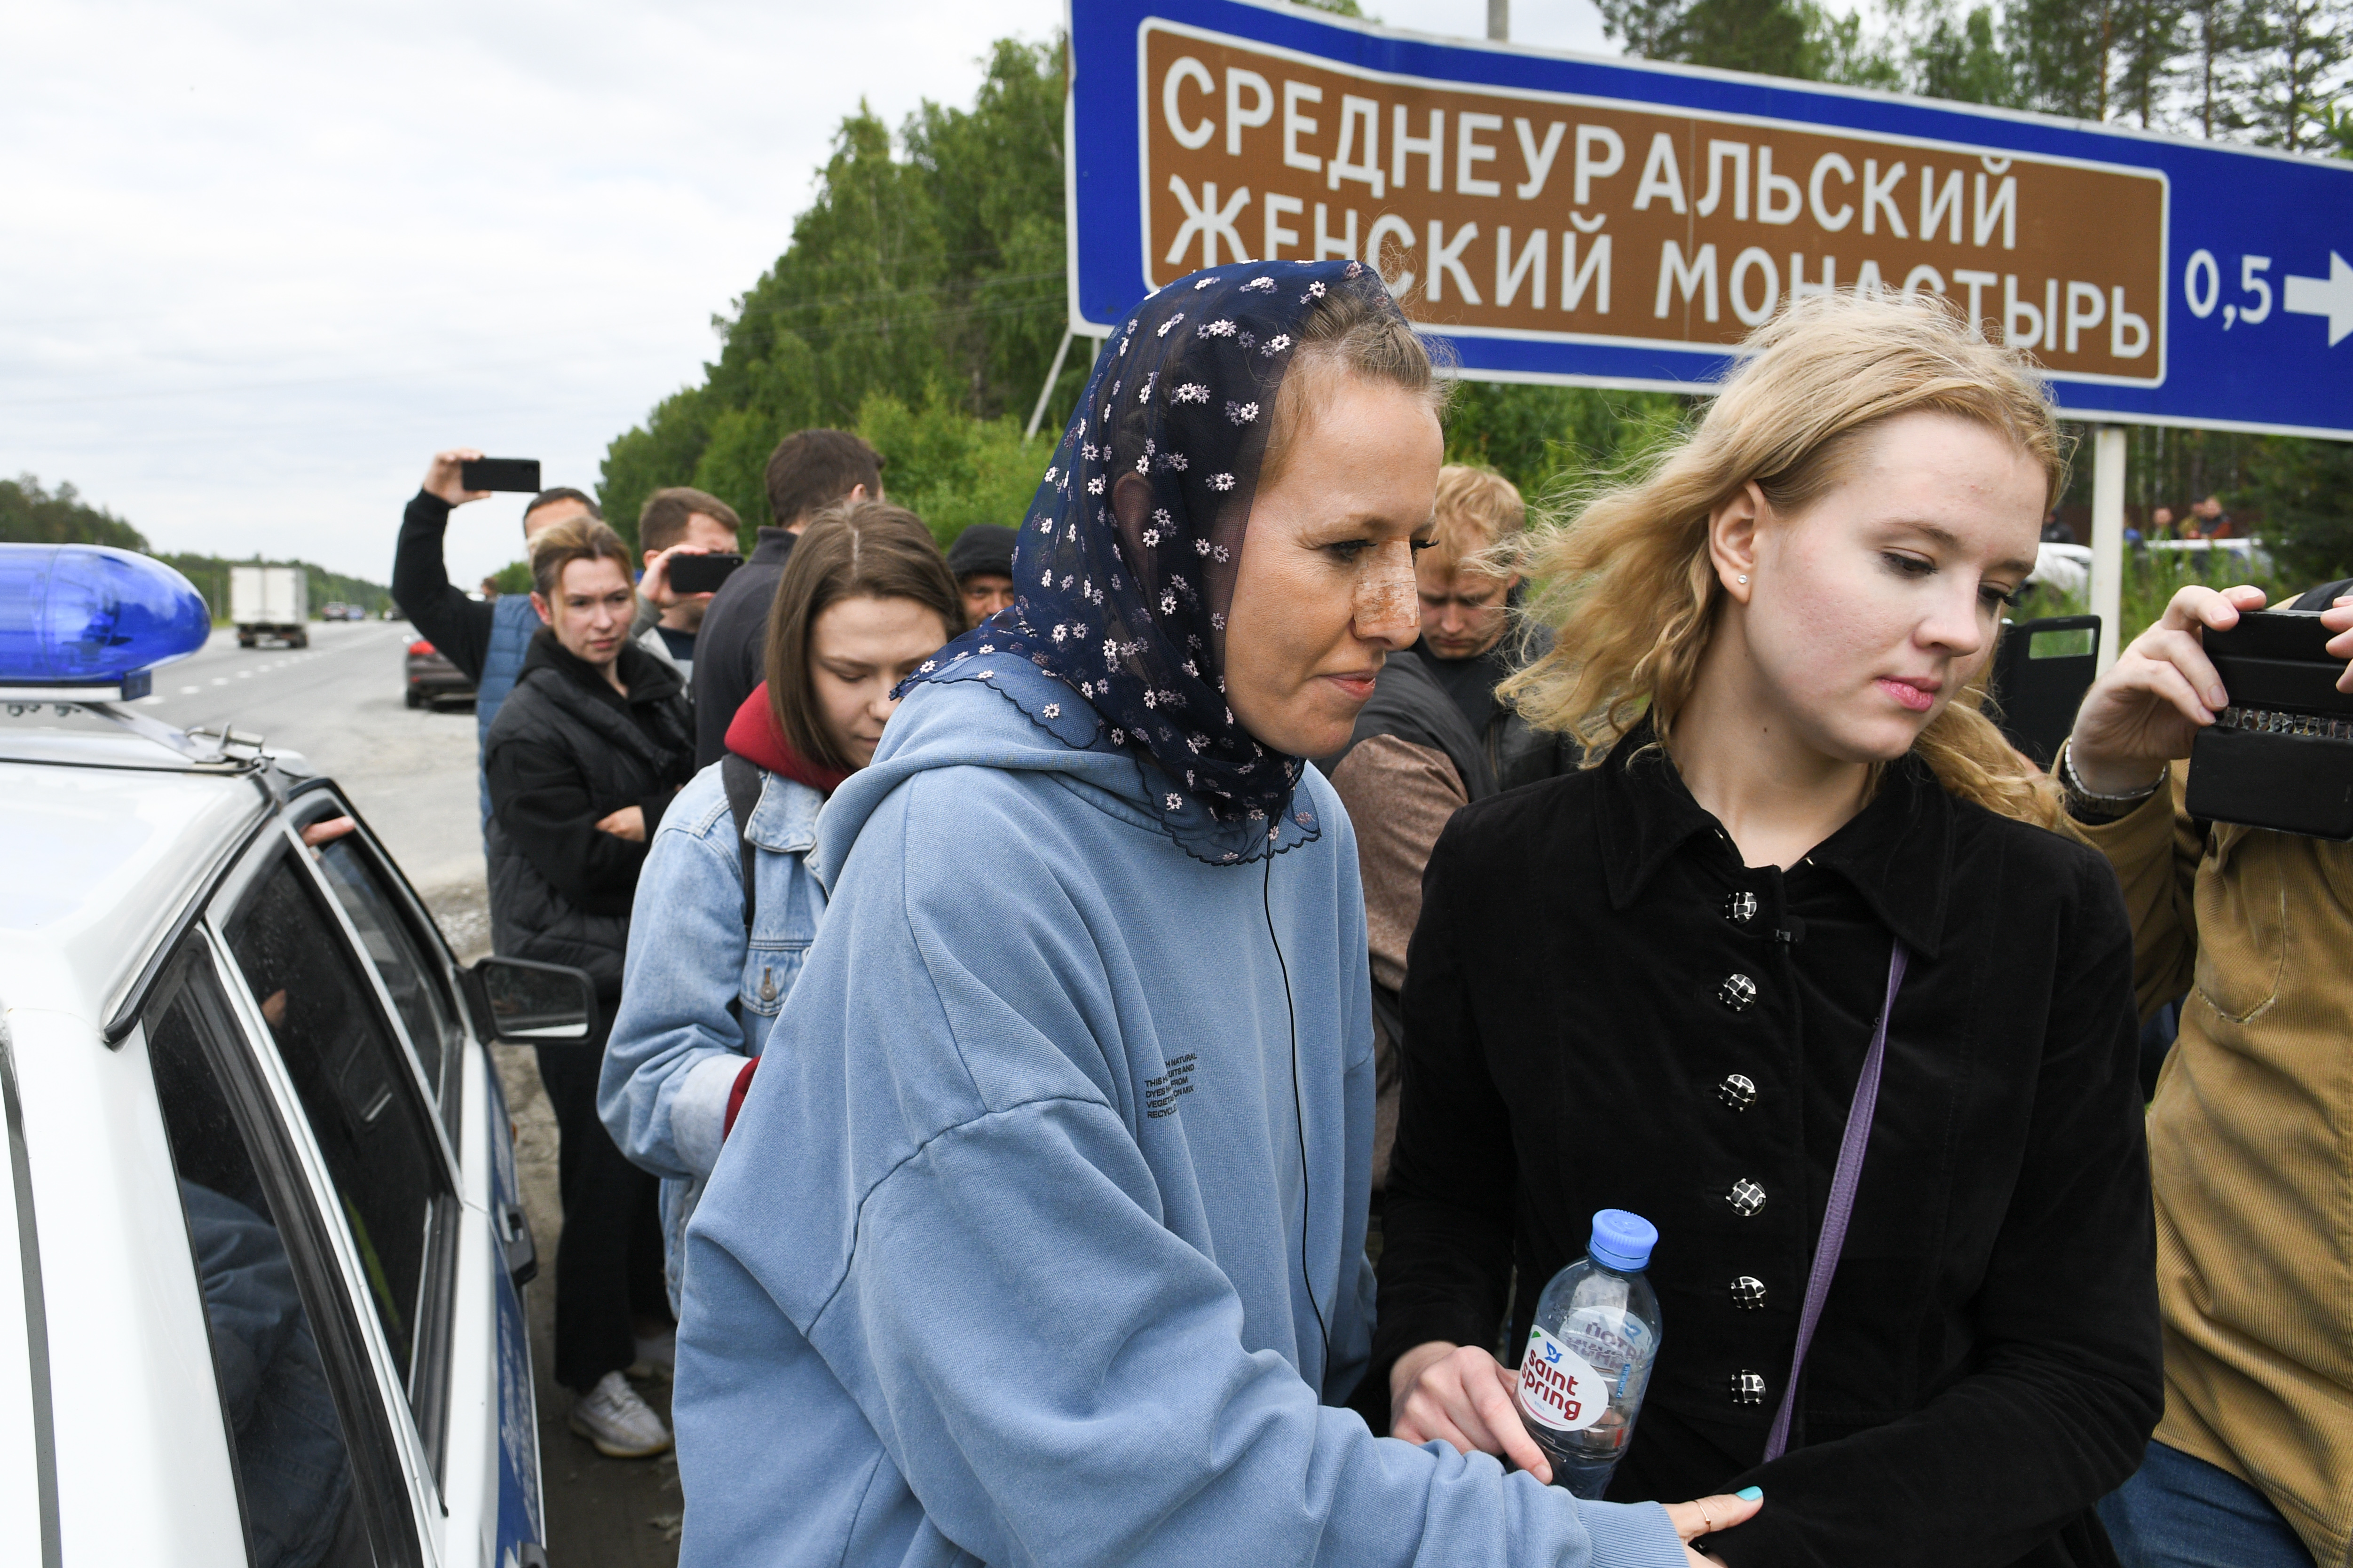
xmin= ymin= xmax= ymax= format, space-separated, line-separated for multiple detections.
xmin=1374 ymin=293 xmax=2163 ymax=1568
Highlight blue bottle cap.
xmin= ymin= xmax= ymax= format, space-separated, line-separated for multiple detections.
xmin=1588 ymin=1209 xmax=1658 ymax=1273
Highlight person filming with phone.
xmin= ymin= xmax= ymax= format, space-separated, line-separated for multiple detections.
xmin=2061 ymin=576 xmax=2353 ymax=1568
xmin=631 ymin=486 xmax=745 ymax=685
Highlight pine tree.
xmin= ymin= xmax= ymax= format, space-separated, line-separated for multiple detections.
xmin=2180 ymin=0 xmax=2254 ymax=135
xmin=2242 ymin=0 xmax=2352 ymax=150
xmin=2006 ymin=0 xmax=2116 ymax=117
xmin=2114 ymin=0 xmax=2189 ymax=124
xmin=1595 ymin=0 xmax=1816 ymax=76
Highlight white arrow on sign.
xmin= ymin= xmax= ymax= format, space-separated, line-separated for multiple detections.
xmin=2283 ymin=251 xmax=2353 ymax=347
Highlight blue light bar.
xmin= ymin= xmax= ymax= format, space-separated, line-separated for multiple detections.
xmin=0 ymin=544 xmax=212 ymax=694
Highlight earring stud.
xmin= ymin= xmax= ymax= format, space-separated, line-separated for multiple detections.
xmin=1737 ymin=574 xmax=1748 ymax=584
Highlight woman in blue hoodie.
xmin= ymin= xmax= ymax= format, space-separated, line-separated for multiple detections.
xmin=599 ymin=502 xmax=962 ymax=1315
xmin=668 ymin=260 xmax=1759 ymax=1568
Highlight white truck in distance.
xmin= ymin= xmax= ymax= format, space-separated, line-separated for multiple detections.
xmin=230 ymin=563 xmax=309 ymax=647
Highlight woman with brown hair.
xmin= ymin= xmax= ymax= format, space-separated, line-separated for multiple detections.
xmin=599 ymin=500 xmax=960 ymax=1319
xmin=1375 ymin=291 xmax=2163 ymax=1566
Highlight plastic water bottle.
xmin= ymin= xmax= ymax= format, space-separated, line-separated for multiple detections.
xmin=1514 ymin=1209 xmax=1663 ymax=1499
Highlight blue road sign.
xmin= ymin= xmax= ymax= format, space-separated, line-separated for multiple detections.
xmin=1066 ymin=0 xmax=2353 ymax=439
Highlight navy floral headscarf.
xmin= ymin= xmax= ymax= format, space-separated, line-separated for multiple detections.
xmin=900 ymin=257 xmax=1401 ymax=865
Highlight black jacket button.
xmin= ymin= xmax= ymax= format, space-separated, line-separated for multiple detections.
xmin=1717 ymin=1073 xmax=1758 ymax=1111
xmin=1718 ymin=973 xmax=1758 ymax=1010
xmin=1723 ymin=891 xmax=1758 ymax=924
xmin=1730 ymin=1275 xmax=1767 ymax=1309
xmin=1727 ymin=1179 xmax=1767 ymax=1218
xmin=1729 ymin=1371 xmax=1769 ymax=1405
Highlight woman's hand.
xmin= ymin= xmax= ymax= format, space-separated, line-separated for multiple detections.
xmin=2066 ymin=583 xmax=2267 ymax=795
xmin=1390 ymin=1340 xmax=1555 ymax=1481
xmin=1664 ymin=1489 xmax=1764 ymax=1564
xmin=596 ymin=805 xmax=647 ymax=842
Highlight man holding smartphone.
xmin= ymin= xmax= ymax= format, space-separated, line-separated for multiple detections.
xmin=393 ymin=447 xmax=600 ymax=828
xmin=2062 ymin=578 xmax=2353 ymax=1568
xmin=630 ymin=487 xmax=744 ymax=686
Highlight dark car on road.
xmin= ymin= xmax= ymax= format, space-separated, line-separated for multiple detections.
xmin=406 ymin=638 xmax=477 ymax=709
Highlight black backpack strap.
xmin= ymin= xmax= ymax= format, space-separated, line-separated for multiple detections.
xmin=719 ymin=753 xmax=762 ymax=937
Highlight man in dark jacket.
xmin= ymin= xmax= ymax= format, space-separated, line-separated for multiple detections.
xmin=485 ymin=515 xmax=694 ymax=1460
xmin=689 ymin=429 xmax=884 ymax=767
xmin=1405 ymin=465 xmax=1577 ymax=792
xmin=391 ymin=448 xmax=602 ymax=828
xmin=946 ymin=523 xmax=1019 ymax=628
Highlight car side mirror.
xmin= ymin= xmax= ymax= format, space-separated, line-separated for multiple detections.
xmin=461 ymin=957 xmax=599 ymax=1044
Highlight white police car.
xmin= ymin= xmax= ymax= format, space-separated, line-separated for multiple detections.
xmin=0 ymin=544 xmax=586 ymax=1568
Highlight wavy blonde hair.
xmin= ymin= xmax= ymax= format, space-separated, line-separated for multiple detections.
xmin=1501 ymin=291 xmax=2069 ymax=828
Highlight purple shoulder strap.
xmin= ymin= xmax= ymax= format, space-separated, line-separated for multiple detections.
xmin=1763 ymin=939 xmax=1910 ymax=1462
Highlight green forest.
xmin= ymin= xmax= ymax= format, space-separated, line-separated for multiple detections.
xmin=0 ymin=473 xmax=395 ymax=621
xmin=597 ymin=0 xmax=2353 ymax=588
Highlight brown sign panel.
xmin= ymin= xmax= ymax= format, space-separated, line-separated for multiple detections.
xmin=1141 ymin=22 xmax=2168 ymax=385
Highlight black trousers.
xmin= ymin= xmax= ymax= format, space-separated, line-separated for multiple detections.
xmin=535 ymin=1039 xmax=668 ymax=1394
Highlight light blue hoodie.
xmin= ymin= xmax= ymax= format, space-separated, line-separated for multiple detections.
xmin=673 ymin=660 xmax=1685 ymax=1568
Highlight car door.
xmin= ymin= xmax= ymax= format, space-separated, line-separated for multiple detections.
xmin=278 ymin=787 xmax=547 ymax=1568
xmin=205 ymin=828 xmax=464 ymax=1563
xmin=139 ymin=937 xmax=421 ymax=1568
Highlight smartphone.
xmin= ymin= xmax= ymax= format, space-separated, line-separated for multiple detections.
xmin=460 ymin=457 xmax=543 ymax=493
xmin=1988 ymin=614 xmax=2100 ymax=768
xmin=667 ymin=553 xmax=745 ymax=595
xmin=2185 ymin=609 xmax=2353 ymax=839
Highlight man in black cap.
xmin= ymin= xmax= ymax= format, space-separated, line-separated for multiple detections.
xmin=946 ymin=524 xmax=1017 ymax=630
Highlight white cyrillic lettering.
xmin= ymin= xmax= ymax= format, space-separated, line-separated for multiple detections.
xmin=1283 ymin=81 xmax=1323 ymax=173
xmin=1952 ymin=267 xmax=1997 ymax=332
xmin=1854 ymin=258 xmax=1889 ymax=298
xmin=1457 ymin=110 xmax=1503 ymax=197
xmin=1656 ymin=239 xmax=1718 ymax=322
xmin=1314 ymin=203 xmax=1358 ymax=261
xmin=1729 ymin=247 xmax=1780 ymax=325
xmin=1756 ymin=145 xmax=1801 ymax=224
xmin=1515 ymin=118 xmax=1566 ymax=199
xmin=1574 ymin=125 xmax=1625 ymax=206
xmin=1327 ymin=96 xmax=1385 ymax=197
xmin=2003 ymin=273 xmax=2044 ymax=348
xmin=1164 ymin=175 xmax=1251 ymax=268
xmin=1367 ymin=213 xmax=1416 ymax=297
xmin=1225 ymin=70 xmax=1272 ymax=158
xmin=1809 ymin=153 xmax=1855 ymax=232
xmin=1697 ymin=140 xmax=1750 ymax=221
xmin=2063 ymin=280 xmax=2104 ymax=354
xmin=1921 ymin=168 xmax=1962 ymax=244
xmin=1633 ymin=132 xmax=1686 ymax=213
xmin=1264 ymin=193 xmax=1304 ymax=260
xmin=2045 ymin=278 xmax=2060 ymax=343
xmin=1561 ymin=232 xmax=1612 ymax=314
xmin=1789 ymin=253 xmax=1836 ymax=299
xmin=1394 ymin=106 xmax=1445 ymax=193
xmin=1862 ymin=160 xmax=1907 ymax=237
xmin=1163 ymin=57 xmax=1215 ymax=151
xmin=1496 ymin=226 xmax=1546 ymax=308
xmin=1903 ymin=264 xmax=1947 ymax=297
xmin=2112 ymin=288 xmax=2150 ymax=357
xmin=1974 ymin=173 xmax=2016 ymax=249
xmin=1428 ymin=220 xmax=1482 ymax=304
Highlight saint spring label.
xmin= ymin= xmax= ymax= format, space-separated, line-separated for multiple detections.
xmin=1517 ymin=1324 xmax=1604 ymax=1432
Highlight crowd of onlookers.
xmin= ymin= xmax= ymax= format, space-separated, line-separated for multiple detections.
xmin=390 ymin=260 xmax=2353 ymax=1568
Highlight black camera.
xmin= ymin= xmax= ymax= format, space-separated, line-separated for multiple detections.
xmin=2185 ymin=610 xmax=2353 ymax=839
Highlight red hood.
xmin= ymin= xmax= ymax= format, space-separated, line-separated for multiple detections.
xmin=726 ymin=682 xmax=853 ymax=797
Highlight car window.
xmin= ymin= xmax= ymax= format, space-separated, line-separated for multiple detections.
xmin=144 ymin=956 xmax=378 ymax=1568
xmin=309 ymin=832 xmax=460 ymax=1105
xmin=223 ymin=854 xmax=452 ymax=1389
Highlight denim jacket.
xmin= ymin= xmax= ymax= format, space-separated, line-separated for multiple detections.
xmin=601 ymin=759 xmax=829 ymax=1310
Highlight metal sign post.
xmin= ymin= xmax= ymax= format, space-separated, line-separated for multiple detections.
xmin=1066 ymin=0 xmax=2353 ymax=645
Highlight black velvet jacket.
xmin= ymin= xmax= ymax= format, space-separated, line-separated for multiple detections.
xmin=1374 ymin=728 xmax=2162 ymax=1568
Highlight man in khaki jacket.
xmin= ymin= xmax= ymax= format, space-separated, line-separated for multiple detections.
xmin=2062 ymin=578 xmax=2353 ymax=1568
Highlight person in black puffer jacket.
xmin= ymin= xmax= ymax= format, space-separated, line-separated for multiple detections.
xmin=484 ymin=515 xmax=694 ymax=1460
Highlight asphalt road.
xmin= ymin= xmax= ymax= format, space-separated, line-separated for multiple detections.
xmin=143 ymin=619 xmax=685 ymax=1567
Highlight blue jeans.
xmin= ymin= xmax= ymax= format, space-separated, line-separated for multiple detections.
xmin=2099 ymin=1440 xmax=2314 ymax=1568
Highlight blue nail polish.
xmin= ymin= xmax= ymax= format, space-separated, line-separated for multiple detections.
xmin=1736 ymin=1486 xmax=1763 ymax=1501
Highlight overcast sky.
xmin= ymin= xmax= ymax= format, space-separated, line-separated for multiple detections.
xmin=2 ymin=0 xmax=1614 ymax=586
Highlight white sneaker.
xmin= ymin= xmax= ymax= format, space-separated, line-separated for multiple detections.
xmin=568 ymin=1370 xmax=673 ymax=1458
